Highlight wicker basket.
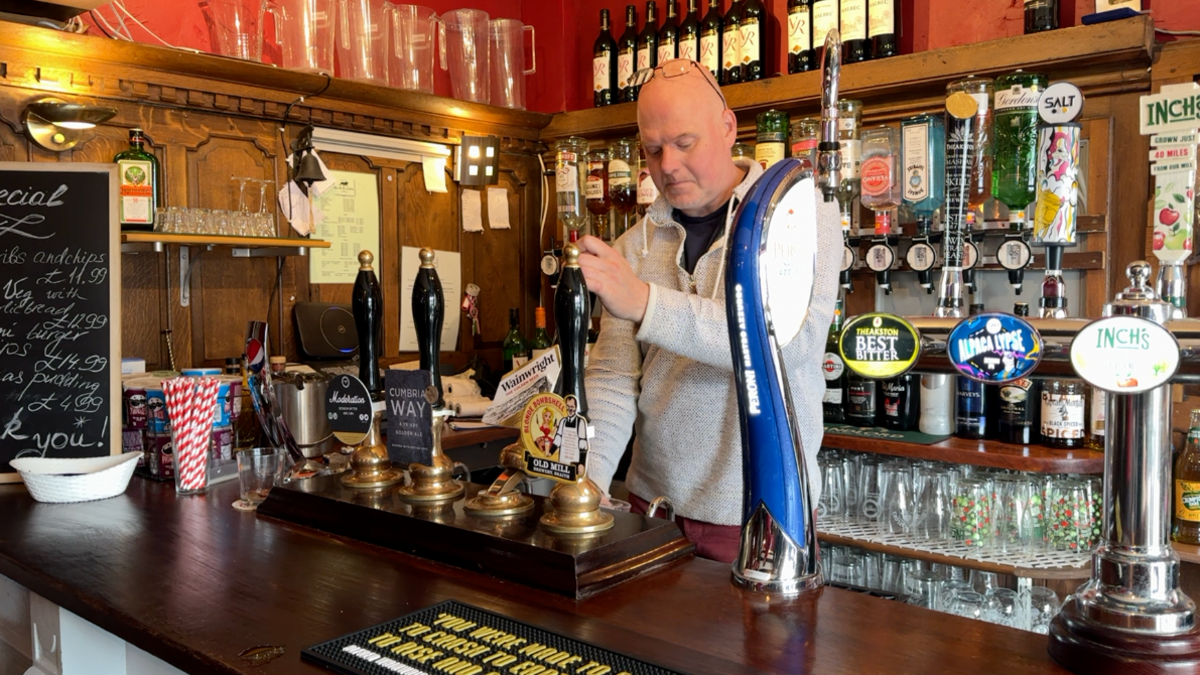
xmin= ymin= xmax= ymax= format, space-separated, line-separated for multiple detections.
xmin=10 ymin=452 xmax=141 ymax=504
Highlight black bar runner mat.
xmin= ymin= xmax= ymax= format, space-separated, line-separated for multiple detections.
xmin=303 ymin=599 xmax=688 ymax=675
xmin=823 ymin=423 xmax=952 ymax=446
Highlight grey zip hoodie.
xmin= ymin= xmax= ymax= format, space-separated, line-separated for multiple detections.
xmin=584 ymin=160 xmax=842 ymax=526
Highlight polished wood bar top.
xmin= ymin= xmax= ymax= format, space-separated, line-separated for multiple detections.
xmin=0 ymin=478 xmax=1070 ymax=675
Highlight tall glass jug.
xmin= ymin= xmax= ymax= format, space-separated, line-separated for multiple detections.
xmin=265 ymin=0 xmax=336 ymax=72
xmin=439 ymin=9 xmax=491 ymax=104
xmin=388 ymin=4 xmax=437 ymax=93
xmin=336 ymin=0 xmax=389 ymax=85
xmin=200 ymin=0 xmax=266 ymax=62
xmin=488 ymin=18 xmax=536 ymax=110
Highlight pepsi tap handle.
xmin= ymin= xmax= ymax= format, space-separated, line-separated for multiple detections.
xmin=817 ymin=28 xmax=842 ymax=203
xmin=556 ymin=244 xmax=590 ymax=418
xmin=726 ymin=157 xmax=823 ymax=596
xmin=353 ymin=250 xmax=384 ymax=399
xmin=412 ymin=247 xmax=445 ymax=410
xmin=244 ymin=320 xmax=303 ymax=462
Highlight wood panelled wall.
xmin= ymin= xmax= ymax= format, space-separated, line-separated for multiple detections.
xmin=0 ymin=22 xmax=551 ymax=372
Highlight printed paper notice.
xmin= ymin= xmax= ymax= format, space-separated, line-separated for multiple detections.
xmin=462 ymin=189 xmax=483 ymax=233
xmin=488 ymin=187 xmax=511 ymax=229
xmin=308 ymin=170 xmax=381 ymax=284
xmin=399 ymin=246 xmax=461 ymax=353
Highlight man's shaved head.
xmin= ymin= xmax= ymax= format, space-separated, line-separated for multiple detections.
xmin=636 ymin=62 xmax=744 ymax=218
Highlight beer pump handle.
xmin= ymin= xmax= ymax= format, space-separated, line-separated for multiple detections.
xmin=817 ymin=28 xmax=842 ymax=203
xmin=353 ymin=250 xmax=384 ymax=399
xmin=412 ymin=247 xmax=445 ymax=409
xmin=555 ymin=243 xmax=590 ymax=418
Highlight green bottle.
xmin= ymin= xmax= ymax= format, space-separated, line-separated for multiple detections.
xmin=531 ymin=307 xmax=553 ymax=360
xmin=502 ymin=308 xmax=530 ymax=374
xmin=114 ymin=128 xmax=159 ymax=231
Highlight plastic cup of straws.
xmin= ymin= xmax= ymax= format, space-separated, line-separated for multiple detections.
xmin=163 ymin=376 xmax=223 ymax=495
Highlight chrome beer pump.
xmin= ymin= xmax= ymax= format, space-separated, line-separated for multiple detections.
xmin=399 ymin=247 xmax=464 ymax=502
xmin=817 ymin=30 xmax=853 ymax=293
xmin=727 ymin=29 xmax=841 ymax=596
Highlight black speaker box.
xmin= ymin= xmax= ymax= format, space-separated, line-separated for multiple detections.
xmin=294 ymin=302 xmax=359 ymax=359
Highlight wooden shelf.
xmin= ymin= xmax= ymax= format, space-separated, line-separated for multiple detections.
xmin=1175 ymin=542 xmax=1200 ymax=565
xmin=543 ymin=16 xmax=1154 ymax=140
xmin=120 ymin=232 xmax=331 ymax=256
xmin=822 ymin=430 xmax=1104 ymax=474
xmin=817 ymin=531 xmax=1090 ymax=580
xmin=850 ymin=250 xmax=1104 ymax=274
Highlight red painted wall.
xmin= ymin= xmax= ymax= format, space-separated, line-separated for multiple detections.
xmin=80 ymin=0 xmax=1196 ymax=115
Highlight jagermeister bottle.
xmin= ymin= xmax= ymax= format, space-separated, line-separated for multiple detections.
xmin=992 ymin=70 xmax=1047 ymax=228
xmin=502 ymin=308 xmax=530 ymax=374
xmin=1174 ymin=410 xmax=1200 ymax=545
xmin=755 ymin=110 xmax=789 ymax=171
xmin=823 ymin=298 xmax=846 ymax=423
xmin=115 ymin=128 xmax=160 ymax=231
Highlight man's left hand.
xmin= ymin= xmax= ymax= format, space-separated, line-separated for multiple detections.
xmin=576 ymin=235 xmax=650 ymax=324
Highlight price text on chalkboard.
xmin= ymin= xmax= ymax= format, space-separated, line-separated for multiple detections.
xmin=0 ymin=164 xmax=119 ymax=479
xmin=303 ymin=600 xmax=685 ymax=675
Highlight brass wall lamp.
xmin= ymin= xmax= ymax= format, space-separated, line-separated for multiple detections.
xmin=23 ymin=97 xmax=117 ymax=151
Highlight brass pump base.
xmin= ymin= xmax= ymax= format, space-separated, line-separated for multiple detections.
xmin=341 ymin=416 xmax=403 ymax=489
xmin=540 ymin=472 xmax=614 ymax=534
xmin=397 ymin=455 xmax=465 ymax=501
xmin=464 ymin=468 xmax=534 ymax=517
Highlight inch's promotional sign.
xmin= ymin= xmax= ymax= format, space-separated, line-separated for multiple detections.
xmin=947 ymin=312 xmax=1042 ymax=384
xmin=837 ymin=313 xmax=920 ymax=379
xmin=1070 ymin=316 xmax=1180 ymax=394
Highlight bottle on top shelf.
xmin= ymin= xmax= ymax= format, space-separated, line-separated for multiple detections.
xmin=657 ymin=0 xmax=679 ymax=65
xmin=823 ymin=298 xmax=846 ymax=423
xmin=699 ymin=0 xmax=723 ymax=81
xmin=739 ymin=0 xmax=767 ymax=82
xmin=678 ymin=0 xmax=701 ymax=61
xmin=840 ymin=0 xmax=869 ymax=63
xmin=1024 ymin=0 xmax=1058 ymax=34
xmin=721 ymin=0 xmax=743 ymax=85
xmin=787 ymin=0 xmax=815 ymax=74
xmin=1173 ymin=410 xmax=1200 ymax=546
xmin=618 ymin=5 xmax=640 ymax=102
xmin=992 ymin=70 xmax=1048 ymax=227
xmin=812 ymin=0 xmax=838 ymax=64
xmin=502 ymin=308 xmax=530 ymax=374
xmin=115 ymin=127 xmax=160 ymax=231
xmin=637 ymin=1 xmax=660 ymax=81
xmin=594 ymin=9 xmax=618 ymax=107
xmin=868 ymin=0 xmax=899 ymax=59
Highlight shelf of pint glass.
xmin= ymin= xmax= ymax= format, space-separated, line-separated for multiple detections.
xmin=818 ymin=522 xmax=1091 ymax=579
xmin=120 ymin=232 xmax=331 ymax=256
xmin=542 ymin=16 xmax=1153 ymax=140
xmin=1173 ymin=542 xmax=1200 ymax=565
xmin=822 ymin=433 xmax=1104 ymax=474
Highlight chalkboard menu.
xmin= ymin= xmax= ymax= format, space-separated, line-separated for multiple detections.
xmin=0 ymin=164 xmax=120 ymax=481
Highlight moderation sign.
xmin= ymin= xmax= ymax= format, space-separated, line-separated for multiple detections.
xmin=326 ymin=374 xmax=374 ymax=446
xmin=1070 ymin=316 xmax=1180 ymax=394
xmin=303 ymin=600 xmax=685 ymax=675
xmin=837 ymin=313 xmax=921 ymax=379
xmin=947 ymin=312 xmax=1042 ymax=384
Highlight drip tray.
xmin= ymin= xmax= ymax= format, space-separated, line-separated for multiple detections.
xmin=257 ymin=476 xmax=694 ymax=598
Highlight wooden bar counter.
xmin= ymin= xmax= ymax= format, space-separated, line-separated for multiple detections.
xmin=0 ymin=477 xmax=1069 ymax=675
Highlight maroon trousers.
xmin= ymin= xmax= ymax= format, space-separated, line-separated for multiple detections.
xmin=629 ymin=492 xmax=741 ymax=564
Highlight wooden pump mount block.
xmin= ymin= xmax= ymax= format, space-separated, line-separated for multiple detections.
xmin=1048 ymin=597 xmax=1200 ymax=674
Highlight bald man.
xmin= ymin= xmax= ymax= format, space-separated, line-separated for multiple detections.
xmin=576 ymin=60 xmax=841 ymax=563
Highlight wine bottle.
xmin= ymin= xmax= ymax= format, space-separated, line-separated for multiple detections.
xmin=721 ymin=0 xmax=742 ymax=84
xmin=657 ymin=0 xmax=679 ymax=65
xmin=699 ymin=0 xmax=723 ymax=82
xmin=678 ymin=0 xmax=701 ymax=62
xmin=812 ymin=0 xmax=838 ymax=64
xmin=531 ymin=307 xmax=553 ymax=360
xmin=739 ymin=0 xmax=766 ymax=82
xmin=881 ymin=374 xmax=920 ymax=431
xmin=502 ymin=308 xmax=530 ymax=374
xmin=787 ymin=0 xmax=815 ymax=74
xmin=868 ymin=0 xmax=898 ymax=58
xmin=618 ymin=5 xmax=639 ymax=102
xmin=637 ymin=1 xmax=660 ymax=78
xmin=840 ymin=0 xmax=869 ymax=63
xmin=115 ymin=128 xmax=160 ymax=231
xmin=594 ymin=9 xmax=618 ymax=107
xmin=1024 ymin=0 xmax=1057 ymax=34
xmin=823 ymin=298 xmax=846 ymax=423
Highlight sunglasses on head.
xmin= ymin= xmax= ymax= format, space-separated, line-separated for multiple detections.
xmin=629 ymin=59 xmax=728 ymax=110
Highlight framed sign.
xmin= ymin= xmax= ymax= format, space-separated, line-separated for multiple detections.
xmin=0 ymin=163 xmax=120 ymax=482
